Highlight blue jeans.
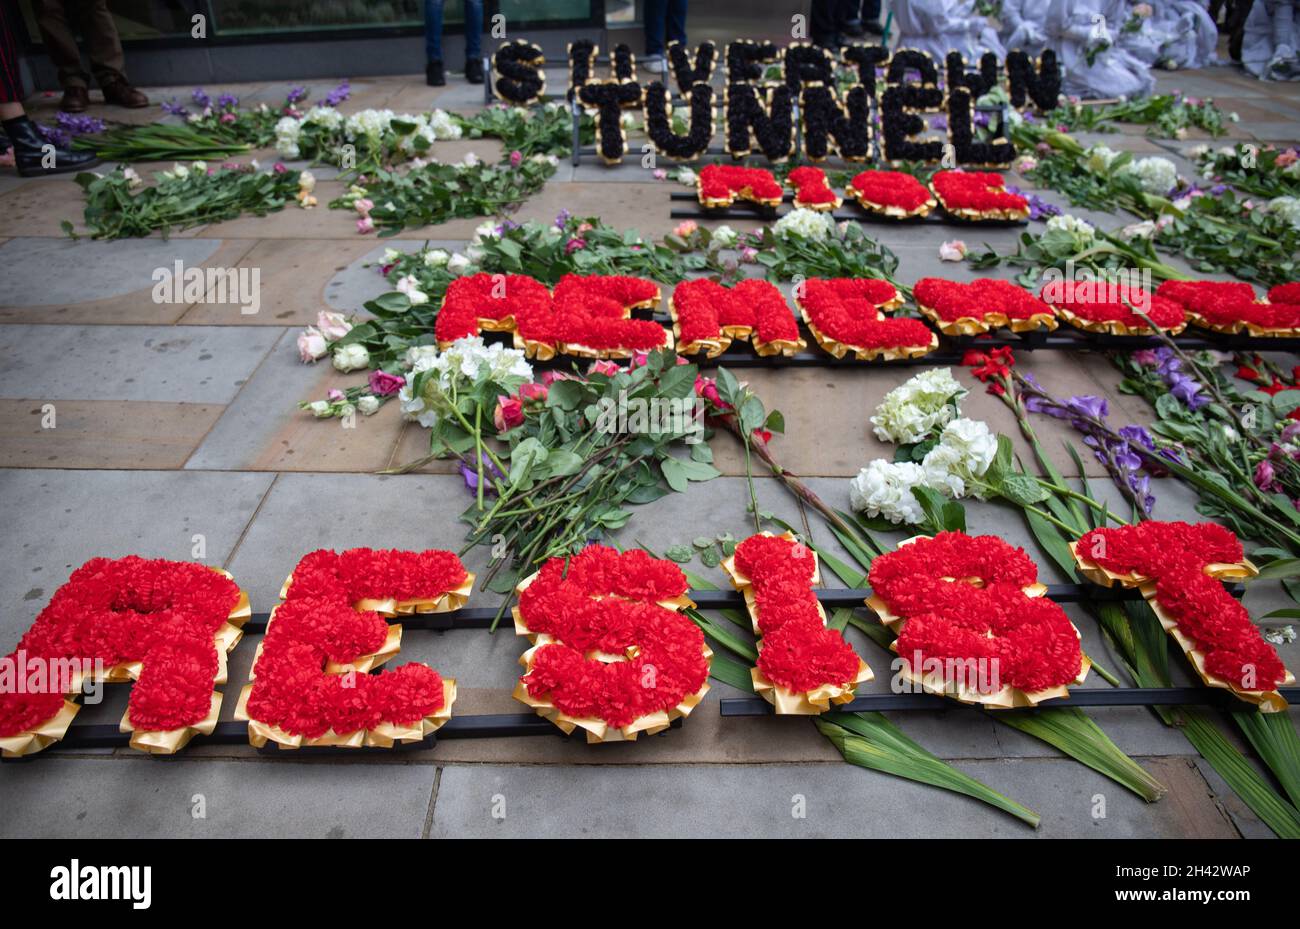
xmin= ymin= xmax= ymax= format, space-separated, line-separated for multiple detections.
xmin=644 ymin=0 xmax=687 ymax=58
xmin=425 ymin=0 xmax=482 ymax=63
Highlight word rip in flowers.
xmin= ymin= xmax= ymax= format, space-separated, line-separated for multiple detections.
xmin=488 ymin=38 xmax=1061 ymax=166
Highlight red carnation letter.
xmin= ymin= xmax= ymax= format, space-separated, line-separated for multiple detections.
xmin=670 ymin=277 xmax=804 ymax=358
xmin=0 ymin=557 xmax=248 ymax=756
xmin=435 ymin=272 xmax=553 ymax=346
xmin=930 ymin=170 xmax=1029 ymax=220
xmin=845 ymin=169 xmax=936 ymax=218
xmin=786 ymin=166 xmax=841 ymax=211
xmin=725 ymin=532 xmax=870 ymax=713
xmin=513 ymin=545 xmax=711 ymax=742
xmin=1157 ymin=280 xmax=1300 ymax=336
xmin=520 ymin=273 xmax=667 ymax=359
xmin=795 ymin=277 xmax=936 ymax=360
xmin=1074 ymin=522 xmax=1293 ymax=711
xmin=237 ymin=548 xmax=473 ymax=748
xmin=913 ymin=277 xmax=1056 ymax=336
xmin=696 ymin=164 xmax=783 ymax=208
xmin=867 ymin=533 xmax=1088 ymax=707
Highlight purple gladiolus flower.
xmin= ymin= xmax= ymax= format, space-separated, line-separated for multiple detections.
xmin=161 ymin=99 xmax=189 ymax=117
xmin=285 ymin=85 xmax=308 ymax=104
xmin=324 ymin=80 xmax=351 ymax=107
xmin=216 ymin=93 xmax=239 ymax=109
xmin=554 ymin=208 xmax=571 ymax=229
xmin=191 ymin=88 xmax=211 ymax=108
xmin=1067 ymin=395 xmax=1109 ymax=421
xmin=459 ymin=452 xmax=504 ymax=495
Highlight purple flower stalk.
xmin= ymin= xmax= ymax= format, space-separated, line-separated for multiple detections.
xmin=191 ymin=88 xmax=211 ymax=108
xmin=324 ymin=80 xmax=351 ymax=107
xmin=459 ymin=451 xmax=504 ymax=495
xmin=161 ymin=99 xmax=189 ymax=117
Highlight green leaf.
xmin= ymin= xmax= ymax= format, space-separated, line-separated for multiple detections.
xmin=1256 ymin=558 xmax=1300 ymax=579
xmin=664 ymin=544 xmax=693 ymax=563
xmin=660 ymin=457 xmax=690 ymax=493
xmin=999 ymin=473 xmax=1050 ymax=506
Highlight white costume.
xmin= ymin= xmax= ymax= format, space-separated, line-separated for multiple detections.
xmin=1242 ymin=0 xmax=1300 ymax=80
xmin=1119 ymin=3 xmax=1218 ymax=70
xmin=1000 ymin=0 xmax=1049 ymax=54
xmin=892 ymin=0 xmax=1007 ymax=62
xmin=1043 ymin=0 xmax=1157 ymax=99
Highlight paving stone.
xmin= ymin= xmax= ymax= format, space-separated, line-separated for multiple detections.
xmin=0 ymin=756 xmax=437 ymax=839
xmin=0 ymin=324 xmax=281 ymax=404
xmin=428 ymin=757 xmax=1236 ymax=838
xmin=514 ymin=180 xmax=741 ymax=239
xmin=0 ymin=236 xmax=222 ymax=307
xmin=0 ymin=468 xmax=274 ymax=646
xmin=178 ymin=238 xmax=376 ymax=326
xmin=323 ymin=238 xmax=463 ymax=311
xmin=198 ymin=182 xmax=359 ymax=238
xmin=0 ymin=399 xmax=225 ymax=469
xmin=184 ymin=329 xmax=411 ymax=472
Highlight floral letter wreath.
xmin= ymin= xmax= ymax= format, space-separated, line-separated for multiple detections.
xmin=492 ymin=39 xmax=546 ymax=105
xmin=235 ymin=548 xmax=474 ymax=749
xmin=845 ymin=169 xmax=936 ymax=219
xmin=1157 ymin=280 xmax=1300 ymax=338
xmin=866 ymin=533 xmax=1090 ymax=707
xmin=786 ymin=165 xmax=841 ymax=211
xmin=1038 ymin=279 xmax=1187 ymax=336
xmin=930 ymin=170 xmax=1029 ymax=221
xmin=512 ymin=545 xmax=712 ymax=743
xmin=1073 ymin=522 xmax=1293 ymax=711
xmin=795 ymin=277 xmax=937 ymax=361
xmin=696 ymin=163 xmax=783 ymax=209
xmin=0 ymin=557 xmax=249 ymax=757
xmin=670 ymin=277 xmax=804 ymax=358
xmin=723 ymin=532 xmax=872 ymax=713
xmin=913 ymin=277 xmax=1057 ymax=336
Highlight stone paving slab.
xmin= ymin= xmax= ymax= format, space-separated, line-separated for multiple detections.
xmin=0 ymin=756 xmax=437 ymax=839
xmin=0 ymin=469 xmax=274 ymax=646
xmin=178 ymin=238 xmax=377 ymax=327
xmin=0 ymin=399 xmax=225 ymax=470
xmin=0 ymin=324 xmax=281 ymax=404
xmin=183 ymin=330 xmax=420 ymax=473
xmin=324 ymin=238 xmax=460 ymax=311
xmin=428 ymin=757 xmax=1236 ymax=838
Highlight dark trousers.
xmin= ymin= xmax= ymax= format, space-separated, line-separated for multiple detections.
xmin=645 ymin=0 xmax=687 ymax=57
xmin=37 ymin=0 xmax=128 ymax=90
xmin=0 ymin=0 xmax=22 ymax=103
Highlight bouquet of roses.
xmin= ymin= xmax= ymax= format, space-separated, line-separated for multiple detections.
xmin=1191 ymin=143 xmax=1300 ymax=200
xmin=454 ymin=101 xmax=593 ymax=157
xmin=276 ymin=107 xmax=462 ymax=169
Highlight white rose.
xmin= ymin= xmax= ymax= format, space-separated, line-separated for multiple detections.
xmin=316 ymin=310 xmax=352 ymax=340
xmin=297 ymin=326 xmax=328 ymax=363
xmin=938 ymin=239 xmax=967 ymax=262
xmin=712 ymin=225 xmax=738 ymax=248
xmin=307 ymin=400 xmax=332 ymax=417
xmin=424 ymin=248 xmax=450 ymax=267
xmin=447 ymin=253 xmax=472 ymax=276
xmin=473 ymin=220 xmax=499 ymax=242
xmin=332 ymin=343 xmax=370 ymax=372
xmin=357 ymin=395 xmax=381 ymax=415
xmin=396 ymin=274 xmax=429 ymax=306
xmin=848 ymin=460 xmax=927 ymax=525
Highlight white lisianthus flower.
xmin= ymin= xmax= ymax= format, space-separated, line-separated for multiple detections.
xmin=1188 ymin=144 xmax=1209 ymax=160
xmin=297 ymin=169 xmax=316 ymax=193
xmin=357 ymin=395 xmax=381 ymax=415
xmin=773 ymin=207 xmax=834 ymax=241
xmin=676 ymin=166 xmax=697 ymax=187
xmin=382 ymin=248 xmax=403 ymax=265
xmin=424 ymin=248 xmax=450 ymax=267
xmin=122 ymin=167 xmax=143 ymax=190
xmin=332 ymin=343 xmax=370 ymax=372
xmin=307 ymin=400 xmax=332 ymax=417
xmin=1118 ymin=219 xmax=1157 ymax=241
xmin=712 ymin=225 xmax=738 ymax=248
xmin=395 ymin=274 xmax=429 ymax=305
xmin=446 ymin=253 xmax=472 ymax=276
xmin=1085 ymin=145 xmax=1119 ymax=174
xmin=473 ymin=220 xmax=499 ymax=242
xmin=458 ymin=152 xmax=481 ymax=168
xmin=849 ymin=460 xmax=927 ymax=525
xmin=428 ymin=108 xmax=463 ymax=139
xmin=870 ymin=368 xmax=967 ymax=444
xmin=170 ymin=162 xmax=190 ymax=180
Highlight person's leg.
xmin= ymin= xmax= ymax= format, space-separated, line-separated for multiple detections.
xmin=78 ymin=0 xmax=147 ymax=106
xmin=810 ymin=0 xmax=840 ymax=47
xmin=666 ymin=0 xmax=687 ymax=46
xmin=425 ymin=0 xmax=446 ymax=85
xmin=644 ymin=0 xmax=667 ymax=59
xmin=0 ymin=1 xmax=100 ymax=175
xmin=462 ymin=0 xmax=484 ymax=82
xmin=35 ymin=0 xmax=90 ymax=110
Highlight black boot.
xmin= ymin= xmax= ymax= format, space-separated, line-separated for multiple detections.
xmin=1 ymin=116 xmax=101 ymax=178
xmin=465 ymin=56 xmax=485 ymax=84
xmin=426 ymin=59 xmax=446 ymax=87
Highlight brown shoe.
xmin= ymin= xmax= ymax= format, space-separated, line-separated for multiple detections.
xmin=102 ymin=81 xmax=149 ymax=108
xmin=60 ymin=86 xmax=90 ymax=113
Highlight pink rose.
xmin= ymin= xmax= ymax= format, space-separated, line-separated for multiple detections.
xmin=328 ymin=388 xmax=346 ymax=402
xmin=297 ymin=326 xmax=328 ymax=363
xmin=510 ymin=150 xmax=522 ymax=167
xmin=354 ymin=198 xmax=374 ymax=215
xmin=565 ymin=238 xmax=586 ymax=253
xmin=316 ymin=310 xmax=352 ymax=340
xmin=588 ymin=360 xmax=621 ymax=376
xmin=357 ymin=216 xmax=375 ymax=234
xmin=673 ymin=220 xmax=698 ymax=237
xmin=273 ymin=162 xmax=288 ymax=174
xmin=368 ymin=370 xmax=406 ymax=396
xmin=694 ymin=376 xmax=724 ymax=408
xmin=540 ymin=370 xmax=577 ymax=385
xmin=518 ymin=382 xmax=548 ymax=402
xmin=493 ymin=396 xmax=524 ymax=432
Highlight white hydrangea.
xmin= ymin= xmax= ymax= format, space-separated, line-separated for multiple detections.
xmin=1084 ymin=145 xmax=1119 ymax=174
xmin=921 ymin=418 xmax=998 ymax=499
xmin=403 ymin=344 xmax=440 ymax=368
xmin=1045 ymin=213 xmax=1096 ymax=244
xmin=302 ymin=106 xmax=343 ymax=129
xmin=428 ymin=109 xmax=463 ymax=140
xmin=869 ymin=368 xmax=967 ymax=444
xmin=849 ymin=460 xmax=926 ymax=525
xmin=1268 ymin=196 xmax=1300 ymax=231
xmin=712 ymin=225 xmax=738 ymax=248
xmin=345 ymin=108 xmax=395 ymax=139
xmin=773 ymin=207 xmax=835 ymax=241
xmin=1119 ymin=156 xmax=1178 ymax=196
xmin=274 ymin=116 xmax=301 ymax=159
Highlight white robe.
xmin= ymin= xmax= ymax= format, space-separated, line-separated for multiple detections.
xmin=1242 ymin=0 xmax=1300 ymax=79
xmin=1119 ymin=3 xmax=1219 ymax=70
xmin=891 ymin=0 xmax=1007 ymax=62
xmin=1042 ymin=0 xmax=1157 ymax=99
